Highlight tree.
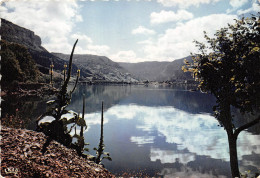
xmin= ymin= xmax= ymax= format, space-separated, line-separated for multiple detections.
xmin=0 ymin=40 xmax=40 ymax=84
xmin=183 ymin=14 xmax=260 ymax=177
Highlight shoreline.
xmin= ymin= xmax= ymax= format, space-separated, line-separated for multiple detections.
xmin=1 ymin=81 xmax=198 ymax=98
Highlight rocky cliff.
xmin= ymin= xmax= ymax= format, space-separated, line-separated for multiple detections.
xmin=0 ymin=18 xmax=190 ymax=83
xmin=0 ymin=18 xmax=136 ymax=81
xmin=0 ymin=19 xmax=91 ymax=78
xmin=0 ymin=19 xmax=46 ymax=52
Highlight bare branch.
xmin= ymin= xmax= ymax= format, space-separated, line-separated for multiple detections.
xmin=234 ymin=115 xmax=260 ymax=139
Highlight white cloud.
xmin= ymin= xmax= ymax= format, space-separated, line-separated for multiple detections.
xmin=75 ymin=15 xmax=83 ymax=22
xmin=141 ymin=14 xmax=237 ymax=61
xmin=132 ymin=26 xmax=156 ymax=35
xmin=230 ymin=0 xmax=248 ymax=8
xmin=0 ymin=4 xmax=8 ymax=14
xmin=237 ymin=1 xmax=260 ymax=15
xmin=110 ymin=49 xmax=155 ymax=63
xmin=157 ymin=0 xmax=221 ymax=8
xmin=227 ymin=0 xmax=249 ymax=13
xmin=70 ymin=34 xmax=110 ymax=55
xmin=102 ymin=104 xmax=260 ymax=161
xmin=84 ymin=112 xmax=109 ymax=126
xmin=71 ymin=33 xmax=93 ymax=44
xmin=0 ymin=1 xmax=82 ymax=53
xmin=0 ymin=1 xmax=110 ymax=56
xmin=109 ymin=50 xmax=137 ymax=62
xmin=130 ymin=136 xmax=155 ymax=146
xmin=70 ymin=33 xmax=110 ymax=55
xmin=150 ymin=148 xmax=195 ymax=164
xmin=137 ymin=39 xmax=154 ymax=45
xmin=86 ymin=44 xmax=110 ymax=56
xmin=150 ymin=10 xmax=193 ymax=24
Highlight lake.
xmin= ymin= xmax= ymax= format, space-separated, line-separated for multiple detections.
xmin=2 ymin=84 xmax=260 ymax=177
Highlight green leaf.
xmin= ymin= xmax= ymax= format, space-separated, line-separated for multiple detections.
xmin=103 ymin=152 xmax=110 ymax=156
xmin=76 ymin=116 xmax=86 ymax=127
xmin=252 ymin=47 xmax=259 ymax=52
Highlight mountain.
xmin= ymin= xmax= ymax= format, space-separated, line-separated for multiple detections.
xmin=119 ymin=56 xmax=193 ymax=82
xmin=0 ymin=18 xmax=192 ymax=83
xmin=0 ymin=19 xmax=46 ymax=52
xmin=0 ymin=18 xmax=92 ymax=77
xmin=0 ymin=40 xmax=40 ymax=85
xmin=0 ymin=19 xmax=137 ymax=82
xmin=52 ymin=53 xmax=138 ymax=82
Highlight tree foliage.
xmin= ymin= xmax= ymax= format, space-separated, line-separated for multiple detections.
xmin=0 ymin=40 xmax=40 ymax=84
xmin=184 ymin=14 xmax=259 ymax=117
xmin=183 ymin=14 xmax=260 ymax=177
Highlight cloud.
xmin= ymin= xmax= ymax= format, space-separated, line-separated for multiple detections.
xmin=0 ymin=1 xmax=82 ymax=53
xmin=86 ymin=45 xmax=110 ymax=55
xmin=132 ymin=26 xmax=156 ymax=35
xmin=70 ymin=33 xmax=110 ymax=55
xmin=237 ymin=1 xmax=260 ymax=15
xmin=137 ymin=39 xmax=154 ymax=45
xmin=109 ymin=50 xmax=137 ymax=63
xmin=157 ymin=0 xmax=221 ymax=8
xmin=230 ymin=0 xmax=248 ymax=8
xmin=71 ymin=33 xmax=93 ymax=44
xmin=0 ymin=1 xmax=110 ymax=56
xmin=150 ymin=148 xmax=195 ymax=164
xmin=84 ymin=112 xmax=109 ymax=126
xmin=150 ymin=10 xmax=193 ymax=24
xmin=130 ymin=136 xmax=155 ymax=146
xmin=141 ymin=14 xmax=237 ymax=61
xmin=101 ymin=104 xmax=260 ymax=161
xmin=227 ymin=0 xmax=249 ymax=13
xmin=109 ymin=51 xmax=149 ymax=63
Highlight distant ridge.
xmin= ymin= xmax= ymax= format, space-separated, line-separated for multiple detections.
xmin=52 ymin=53 xmax=138 ymax=82
xmin=119 ymin=56 xmax=193 ymax=82
xmin=0 ymin=18 xmax=136 ymax=82
xmin=1 ymin=18 xmax=193 ymax=83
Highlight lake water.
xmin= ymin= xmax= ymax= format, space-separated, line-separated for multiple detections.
xmin=2 ymin=84 xmax=260 ymax=177
xmin=67 ymin=84 xmax=260 ymax=177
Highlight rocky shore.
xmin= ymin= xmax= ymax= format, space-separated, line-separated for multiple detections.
xmin=1 ymin=83 xmax=59 ymax=98
xmin=0 ymin=126 xmax=115 ymax=177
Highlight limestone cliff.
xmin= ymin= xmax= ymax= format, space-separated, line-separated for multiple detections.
xmin=0 ymin=18 xmax=46 ymax=52
xmin=0 ymin=18 xmax=92 ymax=77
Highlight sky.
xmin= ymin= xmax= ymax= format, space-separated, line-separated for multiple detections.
xmin=0 ymin=0 xmax=259 ymax=63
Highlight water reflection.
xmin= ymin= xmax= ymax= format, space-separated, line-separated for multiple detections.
xmin=68 ymin=84 xmax=133 ymax=113
xmin=83 ymin=104 xmax=259 ymax=177
xmin=68 ymin=84 xmax=216 ymax=114
xmin=69 ymin=85 xmax=259 ymax=177
xmin=1 ymin=95 xmax=50 ymax=129
xmin=2 ymin=84 xmax=260 ymax=177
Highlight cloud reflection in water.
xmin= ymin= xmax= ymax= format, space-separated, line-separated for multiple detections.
xmin=83 ymin=104 xmax=260 ymax=176
xmin=99 ymin=104 xmax=260 ymax=161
